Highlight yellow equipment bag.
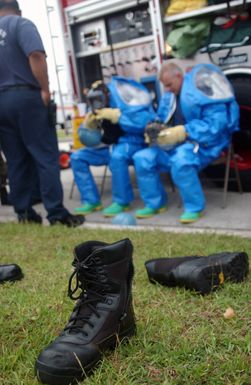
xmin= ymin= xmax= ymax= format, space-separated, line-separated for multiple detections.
xmin=165 ymin=0 xmax=207 ymax=16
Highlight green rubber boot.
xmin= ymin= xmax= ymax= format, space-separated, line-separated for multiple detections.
xmin=103 ymin=202 xmax=130 ymax=217
xmin=135 ymin=206 xmax=167 ymax=219
xmin=179 ymin=211 xmax=203 ymax=224
xmin=74 ymin=202 xmax=103 ymax=215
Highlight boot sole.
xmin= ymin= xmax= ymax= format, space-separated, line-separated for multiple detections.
xmin=35 ymin=324 xmax=136 ymax=385
xmin=136 ymin=206 xmax=167 ymax=219
xmin=185 ymin=252 xmax=249 ymax=294
xmin=103 ymin=207 xmax=130 ymax=217
xmin=179 ymin=212 xmax=203 ymax=224
xmin=74 ymin=205 xmax=103 ymax=215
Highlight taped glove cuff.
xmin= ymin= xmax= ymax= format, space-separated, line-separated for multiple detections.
xmin=158 ymin=125 xmax=187 ymax=146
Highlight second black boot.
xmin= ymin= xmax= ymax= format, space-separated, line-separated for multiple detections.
xmin=145 ymin=255 xmax=201 ymax=287
xmin=0 ymin=264 xmax=23 ymax=283
xmin=145 ymin=252 xmax=249 ymax=295
xmin=35 ymin=238 xmax=136 ymax=385
xmin=173 ymin=252 xmax=249 ymax=294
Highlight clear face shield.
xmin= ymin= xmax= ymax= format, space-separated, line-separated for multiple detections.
xmin=87 ymin=89 xmax=107 ymax=112
xmin=116 ymin=82 xmax=152 ymax=106
xmin=195 ymin=68 xmax=234 ymax=100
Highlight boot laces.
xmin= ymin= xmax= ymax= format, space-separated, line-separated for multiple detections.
xmin=64 ymin=257 xmax=109 ymax=334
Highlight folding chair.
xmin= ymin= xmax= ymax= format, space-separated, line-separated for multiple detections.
xmin=202 ymin=141 xmax=243 ymax=208
xmin=69 ymin=165 xmax=109 ymax=199
xmin=171 ymin=140 xmax=243 ymax=209
xmin=221 ymin=142 xmax=243 ymax=208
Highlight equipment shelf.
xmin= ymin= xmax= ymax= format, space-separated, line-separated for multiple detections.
xmin=164 ymin=0 xmax=251 ymax=23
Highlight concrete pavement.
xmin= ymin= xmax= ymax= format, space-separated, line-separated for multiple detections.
xmin=1 ymin=165 xmax=251 ymax=237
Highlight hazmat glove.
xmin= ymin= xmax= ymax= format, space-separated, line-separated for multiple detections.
xmin=84 ymin=112 xmax=99 ymax=129
xmin=95 ymin=108 xmax=121 ymax=124
xmin=157 ymin=125 xmax=187 ymax=146
xmin=145 ymin=121 xmax=165 ymax=144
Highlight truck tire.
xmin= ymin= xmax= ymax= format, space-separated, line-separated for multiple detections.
xmin=229 ymin=76 xmax=251 ymax=106
xmin=228 ymin=75 xmax=251 ymax=149
xmin=229 ymin=76 xmax=251 ymax=191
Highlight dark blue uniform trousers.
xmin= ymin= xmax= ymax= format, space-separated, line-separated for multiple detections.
xmin=0 ymin=89 xmax=69 ymax=221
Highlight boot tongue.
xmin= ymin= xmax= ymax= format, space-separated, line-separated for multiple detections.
xmin=67 ymin=245 xmax=108 ymax=334
xmin=73 ymin=240 xmax=107 ymax=263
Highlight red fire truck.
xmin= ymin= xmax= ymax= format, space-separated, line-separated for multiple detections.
xmin=56 ymin=0 xmax=251 ymax=189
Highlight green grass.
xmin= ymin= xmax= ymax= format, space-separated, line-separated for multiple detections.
xmin=0 ymin=224 xmax=250 ymax=385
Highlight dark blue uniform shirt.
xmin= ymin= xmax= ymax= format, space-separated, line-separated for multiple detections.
xmin=0 ymin=15 xmax=45 ymax=88
xmin=173 ymin=95 xmax=186 ymax=126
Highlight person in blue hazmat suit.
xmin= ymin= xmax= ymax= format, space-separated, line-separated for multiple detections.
xmin=71 ymin=81 xmax=123 ymax=215
xmin=71 ymin=77 xmax=156 ymax=216
xmin=133 ymin=62 xmax=239 ymax=223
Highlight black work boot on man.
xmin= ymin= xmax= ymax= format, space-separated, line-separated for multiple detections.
xmin=35 ymin=238 xmax=136 ymax=385
xmin=49 ymin=213 xmax=85 ymax=228
xmin=0 ymin=264 xmax=23 ymax=283
xmin=145 ymin=252 xmax=249 ymax=295
xmin=18 ymin=208 xmax=43 ymax=224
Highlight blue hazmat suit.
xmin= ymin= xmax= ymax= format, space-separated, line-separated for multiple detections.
xmin=133 ymin=63 xmax=239 ymax=213
xmin=71 ymin=77 xmax=155 ymax=205
xmin=106 ymin=77 xmax=155 ymax=205
xmin=70 ymin=147 xmax=110 ymax=205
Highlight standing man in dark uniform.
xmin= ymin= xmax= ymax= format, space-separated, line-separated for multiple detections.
xmin=0 ymin=0 xmax=85 ymax=226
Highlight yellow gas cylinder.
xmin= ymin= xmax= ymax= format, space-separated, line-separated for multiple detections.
xmin=71 ymin=103 xmax=85 ymax=149
xmin=72 ymin=117 xmax=85 ymax=149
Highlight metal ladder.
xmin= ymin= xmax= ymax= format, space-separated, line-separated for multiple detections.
xmin=44 ymin=0 xmax=68 ymax=131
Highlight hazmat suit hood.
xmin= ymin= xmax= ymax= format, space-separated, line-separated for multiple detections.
xmin=181 ymin=63 xmax=239 ymax=134
xmin=107 ymin=76 xmax=156 ymax=144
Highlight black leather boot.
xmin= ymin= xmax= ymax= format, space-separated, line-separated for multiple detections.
xmin=49 ymin=213 xmax=85 ymax=228
xmin=0 ymin=264 xmax=23 ymax=283
xmin=18 ymin=208 xmax=43 ymax=224
xmin=145 ymin=255 xmax=200 ymax=286
xmin=145 ymin=252 xmax=249 ymax=295
xmin=35 ymin=238 xmax=136 ymax=385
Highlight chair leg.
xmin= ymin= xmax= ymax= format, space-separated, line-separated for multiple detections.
xmin=100 ymin=165 xmax=108 ymax=197
xmin=161 ymin=172 xmax=176 ymax=192
xmin=69 ymin=179 xmax=75 ymax=199
xmin=231 ymin=144 xmax=243 ymax=195
xmin=168 ymin=174 xmax=176 ymax=193
xmin=222 ymin=145 xmax=232 ymax=209
xmin=69 ymin=165 xmax=108 ymax=200
xmin=222 ymin=143 xmax=243 ymax=209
